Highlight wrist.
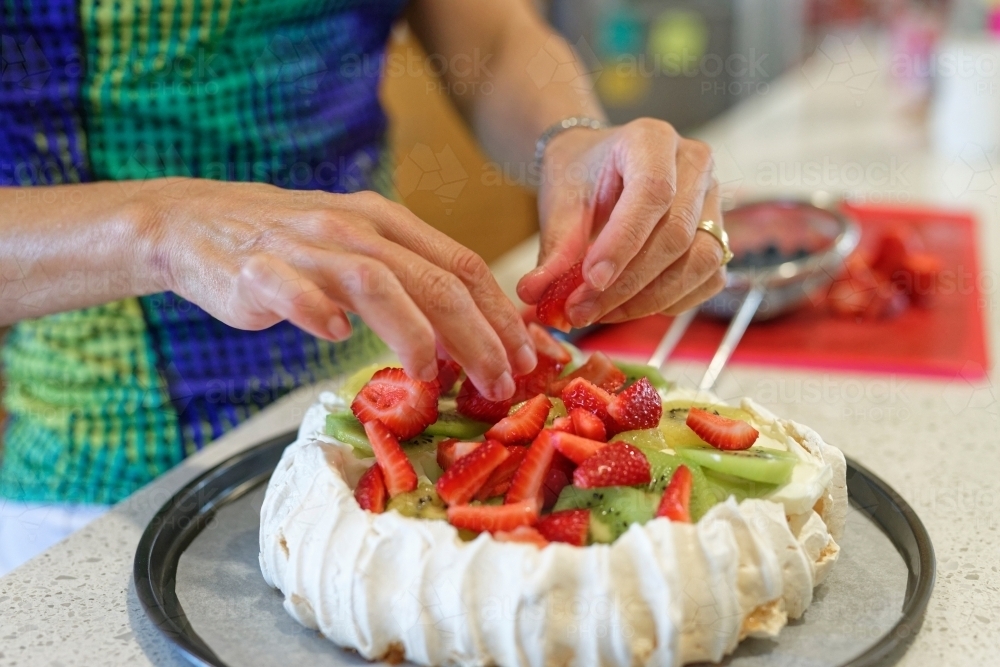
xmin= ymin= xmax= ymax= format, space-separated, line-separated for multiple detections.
xmin=122 ymin=178 xmax=186 ymax=295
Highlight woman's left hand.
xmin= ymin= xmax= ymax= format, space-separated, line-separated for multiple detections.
xmin=517 ymin=118 xmax=726 ymax=328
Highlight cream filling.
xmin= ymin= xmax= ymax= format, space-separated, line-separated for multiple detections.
xmin=260 ymin=392 xmax=846 ymax=667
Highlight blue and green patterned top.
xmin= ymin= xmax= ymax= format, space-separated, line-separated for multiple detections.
xmin=0 ymin=0 xmax=406 ymax=504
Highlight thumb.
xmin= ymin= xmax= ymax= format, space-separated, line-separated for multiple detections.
xmin=517 ymin=189 xmax=593 ymax=304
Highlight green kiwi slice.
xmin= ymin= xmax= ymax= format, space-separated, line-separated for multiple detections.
xmin=675 ymin=446 xmax=797 ymax=486
xmin=612 ymin=361 xmax=672 ymax=393
xmin=325 ymin=412 xmax=374 ymax=456
xmin=386 ymin=483 xmax=448 ymax=520
xmin=552 ymin=486 xmax=660 ymax=544
xmin=425 ymin=409 xmax=491 ymax=439
xmin=702 ymin=470 xmax=779 ymax=503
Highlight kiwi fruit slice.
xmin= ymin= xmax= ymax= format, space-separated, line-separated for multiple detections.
xmin=505 ymin=396 xmax=566 ymax=425
xmin=325 ymin=412 xmax=374 ymax=456
xmin=335 ymin=362 xmax=397 ymax=404
xmin=702 ymin=470 xmax=779 ymax=503
xmin=613 ymin=361 xmax=672 ymax=393
xmin=552 ymin=485 xmax=660 ymax=544
xmin=400 ymin=433 xmax=446 ymax=482
xmin=675 ymin=446 xmax=797 ymax=486
xmin=425 ymin=408 xmax=491 ymax=439
xmin=386 ymin=483 xmax=448 ymax=520
xmin=658 ymin=400 xmax=756 ymax=448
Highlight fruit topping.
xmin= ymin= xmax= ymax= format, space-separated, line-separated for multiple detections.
xmin=560 ymin=377 xmax=615 ymax=433
xmin=656 ymin=465 xmax=692 ymax=523
xmin=435 ymin=439 xmax=510 ymax=506
xmin=486 ymin=394 xmax=552 ymax=445
xmin=363 ymin=419 xmax=419 ymax=497
xmin=494 ymin=526 xmax=550 ymax=547
xmin=354 ymin=464 xmax=387 ymax=513
xmin=613 ymin=361 xmax=672 ymax=393
xmin=572 ymin=442 xmax=652 ymax=488
xmin=505 ymin=430 xmax=557 ymax=504
xmin=675 ymin=446 xmax=796 ymax=486
xmin=552 ymin=486 xmax=658 ymax=543
xmin=685 ymin=407 xmax=759 ymax=451
xmin=425 ymin=408 xmax=491 ymax=439
xmin=434 ymin=359 xmax=463 ymax=395
xmin=386 ymin=483 xmax=448 ymax=520
xmin=551 ymin=416 xmax=575 ymax=433
xmin=551 ymin=431 xmax=608 ymax=465
xmin=456 ymin=377 xmax=513 ymax=423
xmin=550 ymin=351 xmax=626 ymax=394
xmin=512 ymin=355 xmax=563 ymax=403
xmin=447 ymin=498 xmax=540 ymax=533
xmin=527 ymin=322 xmax=573 ymax=365
xmin=325 ymin=412 xmax=374 ymax=455
xmin=536 ymin=261 xmax=584 ymax=332
xmin=606 ymin=378 xmax=662 ymax=431
xmin=474 ymin=445 xmax=528 ymax=501
xmin=436 ymin=439 xmax=483 ymax=471
xmin=351 ymin=367 xmax=439 ymax=440
xmin=569 ymin=408 xmax=607 ymax=441
xmin=536 ymin=508 xmax=590 ymax=546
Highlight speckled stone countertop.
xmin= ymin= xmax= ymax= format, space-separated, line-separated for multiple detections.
xmin=3 ymin=41 xmax=1000 ymax=667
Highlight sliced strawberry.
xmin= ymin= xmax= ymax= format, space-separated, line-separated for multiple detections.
xmin=456 ymin=377 xmax=512 ymax=423
xmin=551 ymin=416 xmax=575 ymax=433
xmin=685 ymin=407 xmax=759 ymax=451
xmin=542 ymin=466 xmax=572 ymax=510
xmin=572 ymin=442 xmax=651 ymax=488
xmin=486 ymin=394 xmax=552 ymax=445
xmin=434 ymin=359 xmax=462 ymax=395
xmin=354 ymin=463 xmax=387 ymax=513
xmin=513 ymin=354 xmax=563 ymax=402
xmin=560 ymin=377 xmax=615 ymax=433
xmin=447 ymin=498 xmax=540 ymax=533
xmin=607 ymin=377 xmax=662 ymax=432
xmin=551 ymin=430 xmax=608 ymax=465
xmin=528 ymin=322 xmax=572 ymax=365
xmin=569 ymin=408 xmax=606 ymax=441
xmin=494 ymin=525 xmax=550 ymax=548
xmin=362 ymin=420 xmax=419 ymax=497
xmin=436 ymin=439 xmax=483 ymax=471
xmin=351 ymin=367 xmax=439 ymax=440
xmin=549 ymin=352 xmax=626 ymax=394
xmin=537 ymin=509 xmax=590 ymax=546
xmin=474 ymin=446 xmax=528 ymax=501
xmin=536 ymin=261 xmax=584 ymax=332
xmin=656 ymin=465 xmax=692 ymax=523
xmin=505 ymin=430 xmax=557 ymax=504
xmin=436 ymin=440 xmax=510 ymax=506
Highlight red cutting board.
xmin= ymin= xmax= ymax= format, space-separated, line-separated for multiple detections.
xmin=577 ymin=203 xmax=991 ymax=379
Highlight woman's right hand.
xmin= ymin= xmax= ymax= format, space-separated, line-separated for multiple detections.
xmin=136 ymin=178 xmax=536 ymax=400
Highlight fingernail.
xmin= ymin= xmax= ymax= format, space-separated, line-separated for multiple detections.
xmin=568 ymin=302 xmax=598 ymax=327
xmin=416 ymin=360 xmax=439 ymax=383
xmin=514 ymin=344 xmax=538 ymax=375
xmin=587 ymin=261 xmax=616 ymax=291
xmin=327 ymin=315 xmax=352 ymax=340
xmin=490 ymin=372 xmax=515 ymax=401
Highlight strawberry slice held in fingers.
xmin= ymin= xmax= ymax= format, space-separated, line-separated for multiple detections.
xmin=447 ymin=498 xmax=540 ymax=533
xmin=527 ymin=322 xmax=572 ymax=365
xmin=537 ymin=509 xmax=590 ymax=546
xmin=354 ymin=463 xmax=387 ymax=513
xmin=685 ymin=408 xmax=759 ymax=451
xmin=505 ymin=430 xmax=557 ymax=504
xmin=362 ymin=420 xmax=419 ymax=497
xmin=656 ymin=465 xmax=693 ymax=523
xmin=535 ymin=261 xmax=584 ymax=332
xmin=436 ymin=440 xmax=510 ymax=506
xmin=474 ymin=446 xmax=528 ymax=501
xmin=572 ymin=442 xmax=652 ymax=488
xmin=606 ymin=377 xmax=662 ymax=432
xmin=569 ymin=408 xmax=606 ymax=441
xmin=456 ymin=377 xmax=513 ymax=423
xmin=560 ymin=377 xmax=616 ymax=433
xmin=493 ymin=526 xmax=550 ymax=548
xmin=486 ymin=394 xmax=552 ymax=445
xmin=551 ymin=430 xmax=608 ymax=465
xmin=434 ymin=359 xmax=463 ymax=395
xmin=436 ymin=439 xmax=482 ymax=472
xmin=549 ymin=352 xmax=626 ymax=394
xmin=351 ymin=367 xmax=439 ymax=440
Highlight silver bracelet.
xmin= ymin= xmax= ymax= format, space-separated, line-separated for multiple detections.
xmin=533 ymin=116 xmax=608 ymax=171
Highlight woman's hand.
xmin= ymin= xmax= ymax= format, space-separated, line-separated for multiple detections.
xmin=137 ymin=179 xmax=536 ymax=400
xmin=517 ymin=118 xmax=726 ymax=327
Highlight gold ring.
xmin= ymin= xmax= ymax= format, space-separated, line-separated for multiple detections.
xmin=696 ymin=220 xmax=733 ymax=266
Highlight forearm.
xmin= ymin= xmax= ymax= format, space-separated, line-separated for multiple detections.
xmin=0 ymin=181 xmax=166 ymax=326
xmin=408 ymin=0 xmax=605 ymax=168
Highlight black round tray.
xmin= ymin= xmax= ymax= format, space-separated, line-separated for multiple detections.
xmin=134 ymin=431 xmax=935 ymax=667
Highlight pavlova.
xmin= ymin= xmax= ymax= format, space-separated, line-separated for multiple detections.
xmin=259 ymin=324 xmax=846 ymax=666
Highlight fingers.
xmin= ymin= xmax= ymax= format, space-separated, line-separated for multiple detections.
xmin=232 ymin=254 xmax=352 ymax=342
xmin=568 ymin=166 xmax=717 ymax=325
xmin=362 ymin=199 xmax=536 ymax=382
xmin=580 ymin=119 xmax=682 ymax=292
xmin=661 ymin=267 xmax=727 ymax=315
